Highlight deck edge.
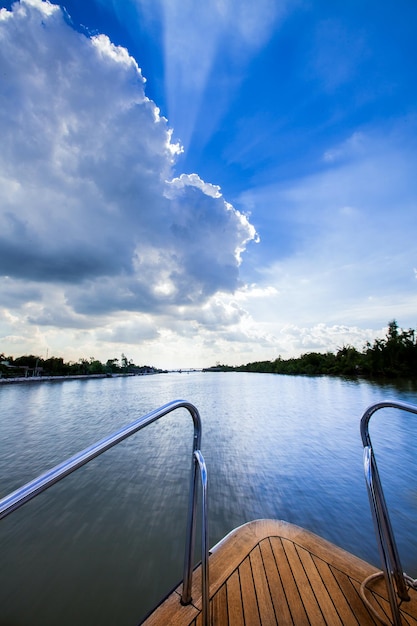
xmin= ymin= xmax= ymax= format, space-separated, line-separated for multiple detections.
xmin=142 ymin=519 xmax=382 ymax=624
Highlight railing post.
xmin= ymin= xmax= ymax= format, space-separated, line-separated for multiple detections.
xmin=194 ymin=450 xmax=209 ymax=626
xmin=361 ymin=400 xmax=417 ymax=624
xmin=181 ymin=443 xmax=200 ymax=604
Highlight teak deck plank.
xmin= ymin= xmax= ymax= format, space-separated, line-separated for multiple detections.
xmin=239 ymin=552 xmax=261 ymax=625
xmin=402 ymin=591 xmax=417 ymax=625
xmin=211 ymin=583 xmax=228 ymax=626
xmin=295 ymin=544 xmax=343 ymax=625
xmin=281 ymin=538 xmax=326 ymax=624
xmin=226 ymin=570 xmax=244 ymax=626
xmin=330 ymin=566 xmax=379 ymax=625
xmin=141 ymin=519 xmax=417 ymax=625
xmin=350 ymin=575 xmax=394 ymax=625
xmin=312 ymin=555 xmax=361 ymax=625
xmin=269 ymin=536 xmax=310 ymax=625
xmin=250 ymin=544 xmax=277 ymax=625
xmin=260 ymin=538 xmax=293 ymax=625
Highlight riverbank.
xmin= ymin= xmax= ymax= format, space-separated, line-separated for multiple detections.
xmin=0 ymin=373 xmax=136 ymax=385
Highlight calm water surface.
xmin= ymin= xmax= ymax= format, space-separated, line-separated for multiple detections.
xmin=1 ymin=372 xmax=417 ymax=625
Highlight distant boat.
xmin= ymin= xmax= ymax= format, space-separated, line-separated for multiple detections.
xmin=1 ymin=400 xmax=416 ymax=625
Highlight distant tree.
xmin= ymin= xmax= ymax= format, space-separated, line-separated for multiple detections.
xmin=43 ymin=357 xmax=69 ymax=375
xmin=88 ymin=359 xmax=105 ymax=374
xmin=106 ymin=358 xmax=120 ymax=373
xmin=334 ymin=346 xmax=362 ymax=375
xmin=14 ymin=355 xmax=40 ymax=368
xmin=77 ymin=358 xmax=89 ymax=375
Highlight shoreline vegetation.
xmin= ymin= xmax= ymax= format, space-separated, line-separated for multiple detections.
xmin=1 ymin=320 xmax=416 ymax=384
xmin=203 ymin=320 xmax=417 ymax=379
xmin=0 ymin=352 xmax=166 ymax=384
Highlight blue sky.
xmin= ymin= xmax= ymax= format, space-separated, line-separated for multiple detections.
xmin=0 ymin=0 xmax=416 ymax=368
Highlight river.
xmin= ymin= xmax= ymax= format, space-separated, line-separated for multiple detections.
xmin=1 ymin=372 xmax=417 ymax=625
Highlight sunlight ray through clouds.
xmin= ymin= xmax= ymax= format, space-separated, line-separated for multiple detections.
xmin=159 ymin=0 xmax=288 ymax=154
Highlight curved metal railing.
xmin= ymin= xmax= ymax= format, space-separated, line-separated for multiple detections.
xmin=0 ymin=399 xmax=209 ymax=625
xmin=191 ymin=450 xmax=209 ymax=626
xmin=360 ymin=400 xmax=417 ymax=626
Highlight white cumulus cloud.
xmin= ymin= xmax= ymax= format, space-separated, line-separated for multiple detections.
xmin=0 ymin=0 xmax=256 ymax=358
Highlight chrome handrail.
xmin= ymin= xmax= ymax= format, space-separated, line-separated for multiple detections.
xmin=192 ymin=450 xmax=209 ymax=626
xmin=360 ymin=400 xmax=417 ymax=626
xmin=0 ymin=399 xmax=210 ymax=623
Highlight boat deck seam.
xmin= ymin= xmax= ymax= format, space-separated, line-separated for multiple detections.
xmin=141 ymin=520 xmax=417 ymax=626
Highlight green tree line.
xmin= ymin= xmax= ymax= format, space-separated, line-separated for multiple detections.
xmin=0 ymin=352 xmax=164 ymax=378
xmin=205 ymin=320 xmax=417 ymax=378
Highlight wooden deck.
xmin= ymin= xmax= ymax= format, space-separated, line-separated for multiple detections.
xmin=141 ymin=519 xmax=417 ymax=626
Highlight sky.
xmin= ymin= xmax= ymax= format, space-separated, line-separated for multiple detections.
xmin=0 ymin=0 xmax=416 ymax=369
